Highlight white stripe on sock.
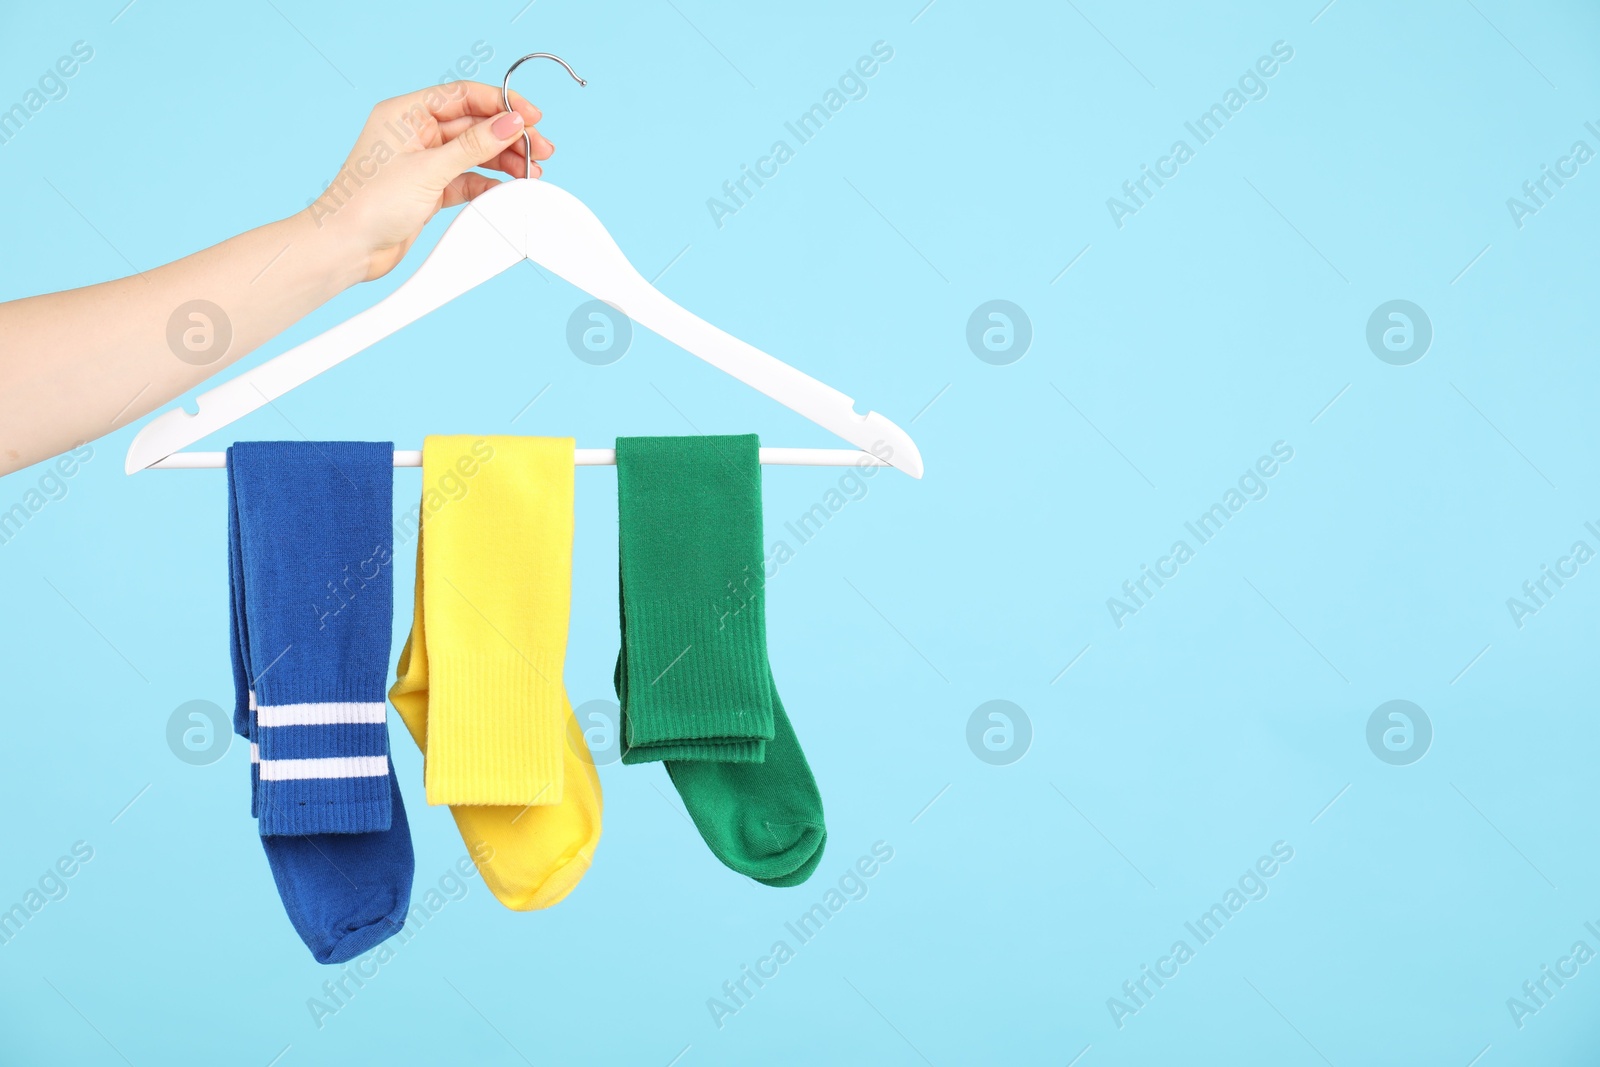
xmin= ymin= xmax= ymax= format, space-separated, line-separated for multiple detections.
xmin=258 ymin=756 xmax=389 ymax=781
xmin=248 ymin=689 xmax=257 ymax=711
xmin=255 ymin=701 xmax=387 ymax=727
xmin=250 ymin=742 xmax=259 ymax=764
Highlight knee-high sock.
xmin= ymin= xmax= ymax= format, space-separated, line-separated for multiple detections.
xmin=389 ymin=436 xmax=601 ymax=910
xmin=228 ymin=442 xmax=414 ymax=964
xmin=614 ymin=434 xmax=825 ymax=886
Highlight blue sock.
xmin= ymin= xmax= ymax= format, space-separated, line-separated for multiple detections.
xmin=228 ymin=442 xmax=414 ymax=965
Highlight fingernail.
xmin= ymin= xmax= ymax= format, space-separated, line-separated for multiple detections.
xmin=491 ymin=112 xmax=524 ymax=138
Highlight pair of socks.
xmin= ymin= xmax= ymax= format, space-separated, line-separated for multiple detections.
xmin=227 ymin=442 xmax=414 ymax=965
xmin=389 ymin=436 xmax=602 ymax=911
xmin=614 ymin=435 xmax=826 ymax=886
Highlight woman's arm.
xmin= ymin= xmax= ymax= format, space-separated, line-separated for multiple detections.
xmin=0 ymin=81 xmax=553 ymax=477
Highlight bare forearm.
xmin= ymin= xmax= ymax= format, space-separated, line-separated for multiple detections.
xmin=0 ymin=81 xmax=549 ymax=478
xmin=0 ymin=208 xmax=365 ymax=476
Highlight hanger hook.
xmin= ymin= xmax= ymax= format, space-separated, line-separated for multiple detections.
xmin=501 ymin=53 xmax=586 ymax=179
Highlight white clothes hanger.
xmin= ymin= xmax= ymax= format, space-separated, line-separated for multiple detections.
xmin=126 ymin=53 xmax=923 ymax=478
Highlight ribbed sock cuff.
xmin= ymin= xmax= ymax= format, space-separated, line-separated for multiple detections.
xmin=260 ymin=768 xmax=394 ymax=835
xmin=425 ymin=651 xmax=566 ymax=806
xmin=253 ymin=678 xmax=394 ymax=834
xmin=620 ymin=601 xmax=775 ymax=755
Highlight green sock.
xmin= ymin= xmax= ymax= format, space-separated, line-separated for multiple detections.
xmin=614 ymin=434 xmax=826 ymax=886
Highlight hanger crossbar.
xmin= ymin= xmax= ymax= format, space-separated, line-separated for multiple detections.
xmin=146 ymin=448 xmax=890 ymax=470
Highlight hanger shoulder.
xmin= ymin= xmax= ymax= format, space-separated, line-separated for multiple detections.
xmin=616 ymin=282 xmax=923 ymax=476
xmin=124 ymin=199 xmax=527 ymax=473
xmin=520 ymin=182 xmax=924 ymax=478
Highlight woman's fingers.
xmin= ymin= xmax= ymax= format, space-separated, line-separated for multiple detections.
xmin=481 ymin=137 xmax=556 ymax=179
xmin=436 ymin=114 xmax=553 ymax=164
xmin=418 ymin=110 xmax=534 ymax=186
xmin=435 ymin=115 xmax=477 ymax=140
xmin=394 ymin=81 xmax=541 ymax=127
xmin=440 ymin=170 xmax=513 ymax=210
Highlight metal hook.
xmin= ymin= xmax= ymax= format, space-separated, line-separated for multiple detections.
xmin=501 ymin=53 xmax=586 ymax=179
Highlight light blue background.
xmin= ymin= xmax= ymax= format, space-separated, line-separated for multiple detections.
xmin=2 ymin=1 xmax=1598 ymax=1063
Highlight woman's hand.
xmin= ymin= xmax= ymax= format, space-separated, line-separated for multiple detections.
xmin=308 ymin=81 xmax=555 ymax=282
xmin=0 ymin=80 xmax=560 ymax=475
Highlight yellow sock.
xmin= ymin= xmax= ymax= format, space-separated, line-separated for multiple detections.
xmin=390 ymin=435 xmax=601 ymax=908
xmin=410 ymin=435 xmax=572 ymax=806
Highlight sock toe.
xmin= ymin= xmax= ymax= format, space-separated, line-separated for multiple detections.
xmin=485 ymin=847 xmax=595 ymax=912
xmin=727 ymin=817 xmax=825 ymax=884
xmin=318 ymin=892 xmax=408 ymax=965
xmin=755 ymin=827 xmax=827 ymax=887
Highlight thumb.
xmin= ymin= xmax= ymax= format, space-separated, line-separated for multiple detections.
xmin=421 ymin=111 xmax=526 ymax=186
